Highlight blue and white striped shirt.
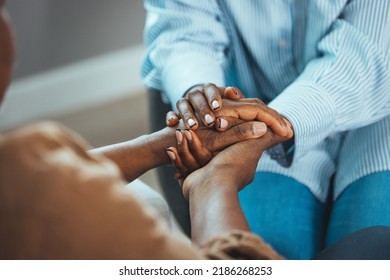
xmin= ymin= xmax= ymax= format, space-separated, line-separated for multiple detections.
xmin=141 ymin=0 xmax=390 ymax=201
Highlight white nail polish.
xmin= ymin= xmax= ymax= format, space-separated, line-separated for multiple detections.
xmin=219 ymin=118 xmax=228 ymax=129
xmin=211 ymin=100 xmax=220 ymax=110
xmin=187 ymin=118 xmax=196 ymax=127
xmin=205 ymin=114 xmax=214 ymax=124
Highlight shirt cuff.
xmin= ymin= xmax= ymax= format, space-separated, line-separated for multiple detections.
xmin=161 ymin=51 xmax=225 ymax=110
xmin=268 ymin=80 xmax=337 ymax=163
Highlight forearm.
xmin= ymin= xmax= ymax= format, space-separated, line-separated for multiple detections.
xmin=188 ymin=170 xmax=249 ymax=246
xmin=91 ymin=127 xmax=177 ymax=182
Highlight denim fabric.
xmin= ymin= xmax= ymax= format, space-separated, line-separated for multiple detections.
xmin=326 ymin=172 xmax=390 ymax=247
xmin=240 ymin=171 xmax=390 ymax=259
xmin=239 ymin=172 xmax=328 ymax=260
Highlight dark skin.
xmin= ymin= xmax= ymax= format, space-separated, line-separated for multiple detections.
xmin=174 ymin=83 xmax=294 ymax=139
xmin=0 ymin=0 xmax=289 ymax=250
xmin=168 ymin=128 xmax=287 ymax=245
xmin=0 ymin=2 xmax=270 ymax=184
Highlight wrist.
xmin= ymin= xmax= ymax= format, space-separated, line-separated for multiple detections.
xmin=146 ymin=127 xmax=179 ymax=167
xmin=184 ymin=166 xmax=239 ymax=199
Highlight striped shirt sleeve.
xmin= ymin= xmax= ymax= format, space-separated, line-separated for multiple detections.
xmin=141 ymin=0 xmax=228 ymax=109
xmin=269 ymin=0 xmax=390 ymax=162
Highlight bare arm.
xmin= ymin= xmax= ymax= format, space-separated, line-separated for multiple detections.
xmin=170 ymin=128 xmax=284 ymax=245
xmin=91 ymin=120 xmax=267 ymax=183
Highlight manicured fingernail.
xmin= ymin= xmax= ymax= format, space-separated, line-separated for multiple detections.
xmin=211 ymin=100 xmax=220 ymax=110
xmin=166 ymin=148 xmax=176 ymax=161
xmin=175 ymin=129 xmax=183 ymax=144
xmin=187 ymin=118 xmax=196 ymax=128
xmin=205 ymin=114 xmax=214 ymax=125
xmin=184 ymin=129 xmax=192 ymax=142
xmin=253 ymin=123 xmax=267 ymax=136
xmin=218 ymin=118 xmax=228 ymax=129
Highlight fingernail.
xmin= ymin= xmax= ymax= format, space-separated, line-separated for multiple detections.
xmin=187 ymin=118 xmax=196 ymax=128
xmin=184 ymin=129 xmax=192 ymax=142
xmin=218 ymin=118 xmax=228 ymax=129
xmin=283 ymin=118 xmax=293 ymax=133
xmin=205 ymin=114 xmax=214 ymax=125
xmin=166 ymin=148 xmax=176 ymax=161
xmin=253 ymin=123 xmax=267 ymax=136
xmin=211 ymin=100 xmax=220 ymax=110
xmin=175 ymin=129 xmax=183 ymax=144
xmin=227 ymin=86 xmax=239 ymax=96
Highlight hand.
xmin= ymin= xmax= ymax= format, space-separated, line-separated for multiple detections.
xmin=167 ymin=83 xmax=293 ymax=138
xmin=167 ymin=126 xmax=287 ymax=199
xmin=166 ymin=83 xmax=244 ymax=128
xmin=214 ymin=98 xmax=294 ymax=138
xmin=166 ymin=129 xmax=214 ymax=184
xmin=169 ymin=117 xmax=268 ymax=160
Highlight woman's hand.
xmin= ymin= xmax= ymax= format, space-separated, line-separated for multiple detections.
xmin=166 ymin=126 xmax=275 ymax=199
xmin=166 ymin=83 xmax=243 ymax=128
xmin=166 ymin=129 xmax=214 ymax=184
xmin=167 ymin=83 xmax=293 ymax=138
xmin=168 ymin=124 xmax=290 ymax=199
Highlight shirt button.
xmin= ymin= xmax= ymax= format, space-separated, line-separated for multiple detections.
xmin=279 ymin=39 xmax=287 ymax=48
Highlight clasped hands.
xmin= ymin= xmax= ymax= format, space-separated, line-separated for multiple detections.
xmin=165 ymin=83 xmax=294 ymax=199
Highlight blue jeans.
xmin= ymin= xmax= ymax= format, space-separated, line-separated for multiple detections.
xmin=239 ymin=171 xmax=390 ymax=260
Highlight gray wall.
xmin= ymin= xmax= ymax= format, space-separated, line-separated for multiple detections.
xmin=6 ymin=0 xmax=146 ymax=79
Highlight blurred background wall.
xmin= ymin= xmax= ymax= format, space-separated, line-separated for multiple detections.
xmin=0 ymin=0 xmax=158 ymax=187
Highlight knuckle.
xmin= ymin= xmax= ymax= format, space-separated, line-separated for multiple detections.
xmin=181 ymin=110 xmax=194 ymax=119
xmin=203 ymin=83 xmax=219 ymax=97
xmin=198 ymin=103 xmax=211 ymax=113
xmin=233 ymin=125 xmax=247 ymax=139
xmin=177 ymin=97 xmax=188 ymax=106
xmin=203 ymin=82 xmax=217 ymax=89
xmin=187 ymin=90 xmax=203 ymax=100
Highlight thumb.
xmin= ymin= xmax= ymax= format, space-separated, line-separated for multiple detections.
xmin=212 ymin=121 xmax=267 ymax=151
xmin=221 ymin=86 xmax=245 ymax=100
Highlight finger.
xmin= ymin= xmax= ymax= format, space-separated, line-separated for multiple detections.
xmin=222 ymin=86 xmax=245 ymax=100
xmin=176 ymin=98 xmax=198 ymax=129
xmin=166 ymin=111 xmax=180 ymax=127
xmin=176 ymin=129 xmax=201 ymax=172
xmin=183 ymin=129 xmax=213 ymax=166
xmin=236 ymin=99 xmax=289 ymax=136
xmin=175 ymin=171 xmax=185 ymax=187
xmin=166 ymin=147 xmax=189 ymax=177
xmin=187 ymin=90 xmax=215 ymax=127
xmin=282 ymin=117 xmax=294 ymax=138
xmin=219 ymin=99 xmax=291 ymax=137
xmin=211 ymin=121 xmax=268 ymax=151
xmin=202 ymin=83 xmax=223 ymax=111
xmin=214 ymin=117 xmax=245 ymax=132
